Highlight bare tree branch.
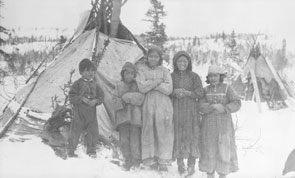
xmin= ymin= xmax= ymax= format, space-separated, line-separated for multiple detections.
xmin=242 ymin=129 xmax=261 ymax=150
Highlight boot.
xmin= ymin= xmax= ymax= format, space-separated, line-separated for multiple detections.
xmin=187 ymin=165 xmax=195 ymax=176
xmin=177 ymin=158 xmax=185 ymax=174
xmin=87 ymin=150 xmax=97 ymax=159
xmin=178 ymin=165 xmax=186 ymax=174
xmin=207 ymin=172 xmax=215 ymax=178
xmin=187 ymin=157 xmax=196 ymax=176
xmin=158 ymin=164 xmax=168 ymax=172
xmin=67 ymin=150 xmax=78 ymax=158
xmin=88 ymin=153 xmax=97 ymax=159
xmin=218 ymin=173 xmax=227 ymax=178
xmin=131 ymin=159 xmax=141 ymax=168
xmin=123 ymin=158 xmax=132 ymax=171
xmin=123 ymin=162 xmax=132 ymax=171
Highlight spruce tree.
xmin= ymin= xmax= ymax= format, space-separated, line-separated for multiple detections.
xmin=192 ymin=36 xmax=197 ymax=46
xmin=281 ymin=39 xmax=287 ymax=66
xmin=275 ymin=39 xmax=288 ymax=72
xmin=0 ymin=0 xmax=8 ymax=46
xmin=0 ymin=0 xmax=10 ymax=58
xmin=228 ymin=30 xmax=240 ymax=64
xmin=0 ymin=0 xmax=11 ymax=78
xmin=144 ymin=0 xmax=167 ymax=49
xmin=222 ymin=31 xmax=226 ymax=40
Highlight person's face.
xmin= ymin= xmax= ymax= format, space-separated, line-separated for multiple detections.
xmin=208 ymin=73 xmax=220 ymax=85
xmin=123 ymin=69 xmax=135 ymax=83
xmin=147 ymin=51 xmax=161 ymax=67
xmin=176 ymin=56 xmax=189 ymax=71
xmin=81 ymin=68 xmax=95 ymax=80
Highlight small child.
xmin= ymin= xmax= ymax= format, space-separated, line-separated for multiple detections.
xmin=113 ymin=62 xmax=144 ymax=170
xmin=67 ymin=58 xmax=104 ymax=158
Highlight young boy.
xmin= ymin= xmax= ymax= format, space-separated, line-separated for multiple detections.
xmin=113 ymin=62 xmax=144 ymax=170
xmin=67 ymin=58 xmax=104 ymax=158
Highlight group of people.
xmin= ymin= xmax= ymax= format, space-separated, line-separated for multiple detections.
xmin=66 ymin=46 xmax=241 ymax=178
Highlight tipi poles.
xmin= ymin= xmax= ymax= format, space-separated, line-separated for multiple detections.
xmin=264 ymin=56 xmax=288 ymax=97
xmin=0 ymin=69 xmax=45 ymax=138
xmin=101 ymin=0 xmax=108 ymax=34
xmin=249 ymin=67 xmax=262 ymax=113
xmin=110 ymin=0 xmax=122 ymax=37
xmin=25 ymin=43 xmax=58 ymax=84
xmin=121 ymin=24 xmax=147 ymax=54
xmin=92 ymin=14 xmax=102 ymax=66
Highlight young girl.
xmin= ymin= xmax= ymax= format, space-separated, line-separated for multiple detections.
xmin=199 ymin=65 xmax=241 ymax=178
xmin=171 ymin=51 xmax=203 ymax=176
xmin=136 ymin=46 xmax=174 ymax=172
xmin=113 ymin=62 xmax=144 ymax=170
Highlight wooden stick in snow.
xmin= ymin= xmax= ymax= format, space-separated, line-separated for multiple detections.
xmin=249 ymin=67 xmax=262 ymax=113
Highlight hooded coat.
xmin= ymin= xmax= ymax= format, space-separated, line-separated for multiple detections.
xmin=113 ymin=62 xmax=144 ymax=166
xmin=113 ymin=62 xmax=144 ymax=129
xmin=171 ymin=51 xmax=204 ymax=159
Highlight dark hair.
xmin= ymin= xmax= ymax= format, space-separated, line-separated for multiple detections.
xmin=79 ymin=58 xmax=95 ymax=73
xmin=120 ymin=69 xmax=136 ymax=81
xmin=173 ymin=54 xmax=192 ymax=72
xmin=120 ymin=70 xmax=126 ymax=81
xmin=205 ymin=73 xmax=227 ymax=84
xmin=146 ymin=47 xmax=163 ymax=66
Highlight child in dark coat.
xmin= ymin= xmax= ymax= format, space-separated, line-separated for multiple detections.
xmin=67 ymin=58 xmax=104 ymax=158
xmin=113 ymin=62 xmax=144 ymax=170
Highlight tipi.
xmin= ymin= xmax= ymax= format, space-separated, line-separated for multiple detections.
xmin=0 ymin=0 xmax=145 ymax=141
xmin=242 ymin=44 xmax=292 ymax=112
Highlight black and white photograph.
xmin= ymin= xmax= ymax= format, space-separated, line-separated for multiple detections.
xmin=0 ymin=0 xmax=295 ymax=178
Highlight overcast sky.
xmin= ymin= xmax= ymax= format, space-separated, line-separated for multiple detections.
xmin=1 ymin=0 xmax=295 ymax=39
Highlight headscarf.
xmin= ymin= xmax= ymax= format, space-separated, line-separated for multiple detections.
xmin=172 ymin=51 xmax=192 ymax=71
xmin=122 ymin=62 xmax=136 ymax=72
xmin=121 ymin=62 xmax=137 ymax=81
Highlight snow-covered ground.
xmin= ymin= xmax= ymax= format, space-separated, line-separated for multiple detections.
xmin=1 ymin=100 xmax=295 ymax=178
xmin=233 ymin=101 xmax=295 ymax=178
xmin=1 ymin=41 xmax=57 ymax=55
xmin=5 ymin=28 xmax=74 ymax=40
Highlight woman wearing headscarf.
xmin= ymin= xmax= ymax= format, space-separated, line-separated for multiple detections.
xmin=136 ymin=46 xmax=174 ymax=172
xmin=171 ymin=51 xmax=203 ymax=176
xmin=199 ymin=65 xmax=241 ymax=178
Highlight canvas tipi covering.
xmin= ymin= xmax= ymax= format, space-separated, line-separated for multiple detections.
xmin=242 ymin=52 xmax=294 ymax=111
xmin=0 ymin=11 xmax=144 ymax=140
xmin=244 ymin=54 xmax=288 ymax=98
